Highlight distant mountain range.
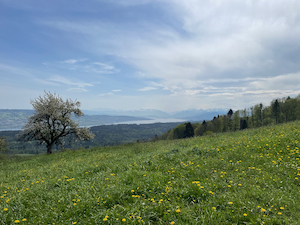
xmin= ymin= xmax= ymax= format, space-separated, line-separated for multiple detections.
xmin=0 ymin=108 xmax=228 ymax=130
xmin=83 ymin=108 xmax=229 ymax=121
xmin=82 ymin=109 xmax=171 ymax=119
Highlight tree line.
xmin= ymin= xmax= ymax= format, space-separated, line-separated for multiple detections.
xmin=157 ymin=94 xmax=300 ymax=140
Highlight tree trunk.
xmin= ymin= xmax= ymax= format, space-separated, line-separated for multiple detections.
xmin=47 ymin=143 xmax=53 ymax=154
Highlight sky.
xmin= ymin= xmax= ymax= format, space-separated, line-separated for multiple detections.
xmin=1 ymin=0 xmax=300 ymax=112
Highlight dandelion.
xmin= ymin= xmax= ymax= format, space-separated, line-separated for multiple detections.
xmin=212 ymin=207 xmax=216 ymax=210
xmin=176 ymin=209 xmax=181 ymax=213
xmin=243 ymin=213 xmax=247 ymax=216
xmin=22 ymin=219 xmax=27 ymax=222
xmin=103 ymin=218 xmax=108 ymax=221
xmin=122 ymin=218 xmax=126 ymax=222
xmin=72 ymin=222 xmax=77 ymax=225
xmin=3 ymin=208 xmax=8 ymax=211
xmin=170 ymin=222 xmax=175 ymax=225
xmin=14 ymin=220 xmax=20 ymax=223
xmin=228 ymin=202 xmax=233 ymax=205
xmin=278 ymin=212 xmax=282 ymax=215
xmin=280 ymin=207 xmax=284 ymax=210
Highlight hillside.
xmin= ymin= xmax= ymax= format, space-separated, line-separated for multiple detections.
xmin=1 ymin=121 xmax=300 ymax=224
xmin=0 ymin=122 xmax=182 ymax=154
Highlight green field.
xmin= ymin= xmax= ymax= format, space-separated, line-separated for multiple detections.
xmin=1 ymin=121 xmax=300 ymax=224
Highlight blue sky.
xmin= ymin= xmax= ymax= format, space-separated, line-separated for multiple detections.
xmin=1 ymin=0 xmax=300 ymax=112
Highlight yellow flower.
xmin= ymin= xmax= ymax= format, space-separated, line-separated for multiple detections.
xmin=278 ymin=212 xmax=282 ymax=215
xmin=176 ymin=209 xmax=181 ymax=213
xmin=122 ymin=218 xmax=126 ymax=222
xmin=72 ymin=222 xmax=77 ymax=225
xmin=212 ymin=207 xmax=216 ymax=210
xmin=228 ymin=202 xmax=233 ymax=205
xmin=22 ymin=219 xmax=27 ymax=222
xmin=170 ymin=222 xmax=175 ymax=225
xmin=243 ymin=213 xmax=247 ymax=216
xmin=280 ymin=207 xmax=284 ymax=210
xmin=103 ymin=218 xmax=108 ymax=221
xmin=3 ymin=208 xmax=8 ymax=211
xmin=14 ymin=220 xmax=20 ymax=223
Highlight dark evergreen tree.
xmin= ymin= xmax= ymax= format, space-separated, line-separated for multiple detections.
xmin=272 ymin=99 xmax=280 ymax=124
xmin=240 ymin=119 xmax=248 ymax=130
xmin=184 ymin=122 xmax=194 ymax=138
xmin=227 ymin=109 xmax=233 ymax=118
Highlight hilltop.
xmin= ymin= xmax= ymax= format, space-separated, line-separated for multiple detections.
xmin=1 ymin=121 xmax=300 ymax=224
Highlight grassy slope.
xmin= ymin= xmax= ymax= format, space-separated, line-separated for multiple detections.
xmin=1 ymin=121 xmax=300 ymax=224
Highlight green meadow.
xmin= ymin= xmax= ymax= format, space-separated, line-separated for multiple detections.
xmin=1 ymin=121 xmax=300 ymax=224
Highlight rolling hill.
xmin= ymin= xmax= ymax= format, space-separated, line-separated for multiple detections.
xmin=1 ymin=121 xmax=300 ymax=224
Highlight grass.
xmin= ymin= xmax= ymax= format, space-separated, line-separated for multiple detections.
xmin=1 ymin=121 xmax=300 ymax=224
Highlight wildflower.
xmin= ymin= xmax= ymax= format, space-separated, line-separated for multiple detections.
xmin=22 ymin=219 xmax=27 ymax=222
xmin=243 ymin=213 xmax=247 ymax=216
xmin=72 ymin=222 xmax=77 ymax=225
xmin=103 ymin=218 xmax=108 ymax=221
xmin=3 ymin=208 xmax=8 ymax=211
xmin=170 ymin=222 xmax=175 ymax=225
xmin=176 ymin=209 xmax=181 ymax=213
xmin=278 ymin=212 xmax=282 ymax=215
xmin=212 ymin=207 xmax=216 ymax=210
xmin=122 ymin=218 xmax=126 ymax=222
xmin=229 ymin=202 xmax=233 ymax=205
xmin=14 ymin=220 xmax=20 ymax=223
xmin=280 ymin=207 xmax=284 ymax=209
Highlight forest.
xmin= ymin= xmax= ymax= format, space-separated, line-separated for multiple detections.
xmin=0 ymin=122 xmax=182 ymax=155
xmin=159 ymin=95 xmax=300 ymax=140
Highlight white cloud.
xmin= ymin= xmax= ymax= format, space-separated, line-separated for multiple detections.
xmin=84 ymin=62 xmax=120 ymax=74
xmin=98 ymin=92 xmax=114 ymax=96
xmin=67 ymin=88 xmax=88 ymax=92
xmin=60 ymin=59 xmax=88 ymax=64
xmin=44 ymin=59 xmax=119 ymax=74
xmin=48 ymin=75 xmax=93 ymax=88
xmin=138 ymin=87 xmax=158 ymax=91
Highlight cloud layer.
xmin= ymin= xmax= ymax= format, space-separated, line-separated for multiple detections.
xmin=1 ymin=0 xmax=300 ymax=111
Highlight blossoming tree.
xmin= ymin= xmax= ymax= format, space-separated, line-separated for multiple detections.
xmin=18 ymin=91 xmax=94 ymax=154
